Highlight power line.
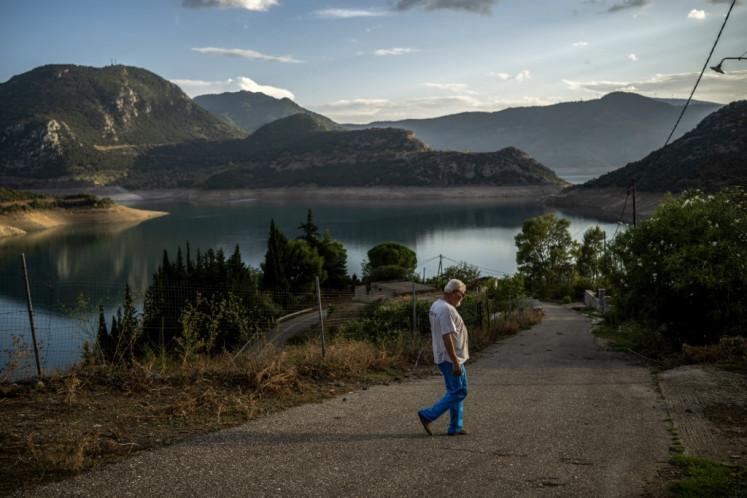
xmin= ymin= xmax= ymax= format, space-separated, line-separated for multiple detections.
xmin=621 ymin=0 xmax=737 ymax=220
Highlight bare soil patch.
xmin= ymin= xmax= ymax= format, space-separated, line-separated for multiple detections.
xmin=657 ymin=365 xmax=747 ymax=465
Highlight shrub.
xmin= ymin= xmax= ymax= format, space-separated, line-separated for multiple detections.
xmin=605 ymin=188 xmax=747 ymax=347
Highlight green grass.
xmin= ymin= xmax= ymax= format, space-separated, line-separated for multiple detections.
xmin=669 ymin=455 xmax=746 ymax=497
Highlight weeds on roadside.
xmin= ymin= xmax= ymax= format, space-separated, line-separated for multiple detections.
xmin=669 ymin=455 xmax=746 ymax=497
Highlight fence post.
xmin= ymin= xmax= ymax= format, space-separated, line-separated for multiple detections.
xmin=315 ymin=276 xmax=326 ymax=360
xmin=412 ymin=281 xmax=417 ymax=340
xmin=20 ymin=253 xmax=43 ymax=377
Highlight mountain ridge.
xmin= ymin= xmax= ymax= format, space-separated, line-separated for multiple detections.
xmin=343 ymin=92 xmax=723 ymax=176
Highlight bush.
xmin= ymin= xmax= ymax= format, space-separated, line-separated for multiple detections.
xmin=680 ymin=336 xmax=747 ymax=365
xmin=605 ymin=188 xmax=747 ymax=347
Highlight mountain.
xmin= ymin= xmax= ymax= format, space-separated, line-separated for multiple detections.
xmin=0 ymin=64 xmax=243 ymax=187
xmin=194 ymin=91 xmax=337 ymax=135
xmin=580 ymin=100 xmax=747 ymax=192
xmin=344 ymin=93 xmax=723 ymax=177
xmin=131 ymin=113 xmax=566 ymax=189
xmin=544 ymin=100 xmax=746 ymax=221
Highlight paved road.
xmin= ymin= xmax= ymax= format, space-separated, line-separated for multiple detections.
xmin=22 ymin=303 xmax=671 ymax=497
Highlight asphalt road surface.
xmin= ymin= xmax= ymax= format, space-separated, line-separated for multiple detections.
xmin=21 ymin=303 xmax=671 ymax=497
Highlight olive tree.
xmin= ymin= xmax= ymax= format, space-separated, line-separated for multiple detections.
xmin=514 ymin=212 xmax=579 ymax=297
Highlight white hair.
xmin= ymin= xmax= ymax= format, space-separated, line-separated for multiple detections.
xmin=444 ymin=279 xmax=465 ymax=294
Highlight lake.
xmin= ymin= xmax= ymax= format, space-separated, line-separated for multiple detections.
xmin=0 ymin=193 xmax=621 ymax=377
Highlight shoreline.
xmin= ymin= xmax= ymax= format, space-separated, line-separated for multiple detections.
xmin=3 ymin=184 xmax=667 ymax=238
xmin=0 ymin=204 xmax=168 ymax=238
xmin=127 ymin=185 xmax=568 ymax=204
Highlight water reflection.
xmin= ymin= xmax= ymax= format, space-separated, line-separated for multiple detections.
xmin=0 ymin=197 xmax=622 ymax=377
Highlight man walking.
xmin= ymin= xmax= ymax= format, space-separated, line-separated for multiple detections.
xmin=418 ymin=279 xmax=470 ymax=436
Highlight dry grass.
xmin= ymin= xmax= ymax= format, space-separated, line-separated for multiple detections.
xmin=0 ymin=311 xmax=538 ymax=496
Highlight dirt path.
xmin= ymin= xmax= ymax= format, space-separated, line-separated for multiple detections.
xmin=20 ymin=303 xmax=672 ymax=497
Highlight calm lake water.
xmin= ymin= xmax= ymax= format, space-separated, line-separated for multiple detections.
xmin=0 ymin=194 xmax=621 ymax=377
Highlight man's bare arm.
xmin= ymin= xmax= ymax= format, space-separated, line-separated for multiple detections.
xmin=442 ymin=332 xmax=462 ymax=376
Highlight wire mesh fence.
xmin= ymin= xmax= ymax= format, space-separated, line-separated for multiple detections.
xmin=2 ymin=258 xmax=539 ymax=382
xmin=0 ymin=263 xmax=429 ymax=381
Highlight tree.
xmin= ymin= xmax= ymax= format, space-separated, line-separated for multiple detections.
xmin=362 ymin=242 xmax=417 ymax=282
xmin=514 ymin=212 xmax=579 ymax=297
xmin=315 ymin=231 xmax=349 ymax=289
xmin=286 ymin=239 xmax=326 ymax=292
xmin=297 ymin=208 xmax=319 ymax=242
xmin=442 ymin=261 xmax=481 ymax=284
xmin=605 ymin=188 xmax=747 ymax=346
xmin=261 ymin=219 xmax=291 ymax=291
xmin=577 ymin=226 xmax=606 ymax=286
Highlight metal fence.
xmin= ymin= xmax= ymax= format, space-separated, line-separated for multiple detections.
xmin=0 ymin=263 xmax=431 ymax=381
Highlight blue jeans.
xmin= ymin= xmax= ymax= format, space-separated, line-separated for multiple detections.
xmin=419 ymin=361 xmax=468 ymax=435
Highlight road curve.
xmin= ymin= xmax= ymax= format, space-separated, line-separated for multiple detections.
xmin=21 ymin=303 xmax=671 ymax=497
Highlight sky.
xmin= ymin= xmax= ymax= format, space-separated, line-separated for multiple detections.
xmin=1 ymin=0 xmax=746 ymax=124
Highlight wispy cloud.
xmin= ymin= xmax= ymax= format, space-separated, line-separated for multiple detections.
xmin=490 ymin=70 xmax=532 ymax=82
xmin=628 ymin=53 xmax=639 ymax=62
xmin=425 ymin=82 xmax=472 ymax=93
xmin=309 ymin=94 xmax=555 ymax=124
xmin=182 ymin=0 xmax=277 ymax=11
xmin=172 ymin=76 xmax=294 ymax=99
xmin=392 ymin=0 xmax=503 ymax=15
xmin=563 ymin=71 xmax=747 ymax=103
xmin=312 ymin=8 xmax=389 ymax=19
xmin=688 ymin=9 xmax=707 ymax=20
xmin=573 ymin=41 xmax=589 ymax=47
xmin=192 ymin=47 xmax=303 ymax=63
xmin=372 ymin=47 xmax=419 ymax=56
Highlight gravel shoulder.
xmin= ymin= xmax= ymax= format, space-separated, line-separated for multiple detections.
xmin=19 ymin=303 xmax=676 ymax=497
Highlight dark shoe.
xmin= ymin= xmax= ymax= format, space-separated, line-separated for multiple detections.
xmin=448 ymin=428 xmax=471 ymax=436
xmin=418 ymin=411 xmax=433 ymax=436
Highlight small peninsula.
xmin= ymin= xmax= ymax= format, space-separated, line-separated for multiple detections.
xmin=0 ymin=189 xmax=167 ymax=237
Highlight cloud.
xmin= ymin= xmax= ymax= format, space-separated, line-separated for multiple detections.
xmin=308 ymin=93 xmax=556 ymax=124
xmin=490 ymin=70 xmax=531 ymax=82
xmin=688 ymin=9 xmax=707 ymax=20
xmin=563 ymin=70 xmax=747 ymax=104
xmin=182 ymin=0 xmax=278 ymax=11
xmin=312 ymin=8 xmax=389 ymax=19
xmin=392 ymin=0 xmax=503 ymax=15
xmin=606 ymin=0 xmax=651 ymax=13
xmin=425 ymin=82 xmax=471 ymax=92
xmin=628 ymin=53 xmax=639 ymax=62
xmin=373 ymin=47 xmax=419 ymax=56
xmin=192 ymin=47 xmax=303 ymax=64
xmin=573 ymin=41 xmax=589 ymax=47
xmin=171 ymin=76 xmax=295 ymax=100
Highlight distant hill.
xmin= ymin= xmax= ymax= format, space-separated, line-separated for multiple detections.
xmin=194 ymin=90 xmax=337 ymax=135
xmin=581 ymin=100 xmax=747 ymax=192
xmin=544 ymin=100 xmax=746 ymax=221
xmin=344 ymin=93 xmax=723 ymax=177
xmin=0 ymin=64 xmax=243 ymax=187
xmin=132 ymin=113 xmax=566 ymax=189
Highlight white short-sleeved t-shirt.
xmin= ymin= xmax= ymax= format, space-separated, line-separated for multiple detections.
xmin=428 ymin=298 xmax=469 ymax=365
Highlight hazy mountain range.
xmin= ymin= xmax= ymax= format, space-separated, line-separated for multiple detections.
xmin=343 ymin=93 xmax=723 ymax=177
xmin=0 ymin=63 xmax=743 ymax=194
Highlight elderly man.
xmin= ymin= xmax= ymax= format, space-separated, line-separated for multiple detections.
xmin=418 ymin=279 xmax=470 ymax=436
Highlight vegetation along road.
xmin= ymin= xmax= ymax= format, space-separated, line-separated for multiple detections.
xmin=21 ymin=303 xmax=671 ymax=497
